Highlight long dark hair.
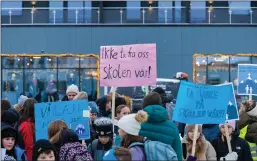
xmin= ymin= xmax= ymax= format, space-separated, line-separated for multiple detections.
xmin=19 ymin=98 xmax=36 ymax=124
xmin=120 ymin=133 xmax=144 ymax=148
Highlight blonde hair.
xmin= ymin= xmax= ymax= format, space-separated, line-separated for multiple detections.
xmin=13 ymin=104 xmax=23 ymax=111
xmin=48 ymin=120 xmax=68 ymax=144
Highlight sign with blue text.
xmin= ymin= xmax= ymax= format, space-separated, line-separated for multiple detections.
xmin=35 ymin=100 xmax=90 ymax=140
xmin=216 ymin=83 xmax=239 ymax=121
xmin=172 ymin=81 xmax=231 ymax=124
xmin=238 ymin=64 xmax=257 ymax=95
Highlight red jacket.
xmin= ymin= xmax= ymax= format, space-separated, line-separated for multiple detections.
xmin=19 ymin=119 xmax=35 ymax=161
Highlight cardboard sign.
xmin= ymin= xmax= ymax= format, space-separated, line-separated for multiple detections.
xmin=172 ymin=81 xmax=231 ymax=124
xmin=35 ymin=100 xmax=90 ymax=140
xmin=100 ymin=43 xmax=157 ymax=87
xmin=238 ymin=64 xmax=257 ymax=95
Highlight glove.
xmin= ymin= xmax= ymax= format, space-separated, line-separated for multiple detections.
xmin=220 ymin=152 xmax=238 ymax=161
xmin=187 ymin=155 xmax=197 ymax=161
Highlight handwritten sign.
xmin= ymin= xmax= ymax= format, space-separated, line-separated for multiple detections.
xmin=35 ymin=100 xmax=90 ymax=140
xmin=100 ymin=44 xmax=157 ymax=87
xmin=172 ymin=81 xmax=231 ymax=124
xmin=238 ymin=64 xmax=257 ymax=95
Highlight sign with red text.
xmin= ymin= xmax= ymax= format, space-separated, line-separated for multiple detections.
xmin=100 ymin=44 xmax=157 ymax=87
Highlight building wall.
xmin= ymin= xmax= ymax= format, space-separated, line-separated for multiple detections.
xmin=2 ymin=25 xmax=257 ymax=81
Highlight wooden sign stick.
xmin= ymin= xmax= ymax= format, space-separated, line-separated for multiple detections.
xmin=224 ymin=123 xmax=232 ymax=153
xmin=145 ymin=86 xmax=149 ymax=95
xmin=191 ymin=124 xmax=199 ymax=157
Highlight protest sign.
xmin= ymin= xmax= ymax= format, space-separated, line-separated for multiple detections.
xmin=237 ymin=64 xmax=257 ymax=95
xmin=100 ymin=43 xmax=157 ymax=87
xmin=172 ymin=81 xmax=231 ymax=124
xmin=35 ymin=100 xmax=90 ymax=140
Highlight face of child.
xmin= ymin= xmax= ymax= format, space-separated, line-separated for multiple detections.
xmin=187 ymin=130 xmax=200 ymax=141
xmin=99 ymin=136 xmax=110 ymax=145
xmin=37 ymin=150 xmax=55 ymax=161
xmin=105 ymin=101 xmax=111 ymax=112
xmin=220 ymin=125 xmax=233 ymax=136
xmin=67 ymin=92 xmax=77 ymax=100
xmin=117 ymin=107 xmax=130 ymax=120
xmin=118 ymin=129 xmax=127 ymax=139
xmin=90 ymin=113 xmax=97 ymax=121
xmin=2 ymin=137 xmax=15 ymax=150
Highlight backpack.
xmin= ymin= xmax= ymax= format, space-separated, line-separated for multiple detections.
xmin=60 ymin=142 xmax=93 ymax=161
xmin=129 ymin=140 xmax=178 ymax=161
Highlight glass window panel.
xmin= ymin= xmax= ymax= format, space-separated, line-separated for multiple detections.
xmin=58 ymin=69 xmax=80 ymax=100
xmin=80 ymin=69 xmax=98 ymax=101
xmin=2 ymin=1 xmax=22 ymax=16
xmin=190 ymin=1 xmax=206 ymax=23
xmin=175 ymin=1 xmax=182 ymax=23
xmin=49 ymin=1 xmax=63 ymax=23
xmin=2 ymin=69 xmax=23 ymax=106
xmin=58 ymin=57 xmax=79 ymax=68
xmin=195 ymin=57 xmax=207 ymax=84
xmin=24 ymin=56 xmax=57 ymax=68
xmin=84 ymin=1 xmax=92 ymax=23
xmin=158 ymin=1 xmax=173 ymax=23
xmin=80 ymin=57 xmax=97 ymax=68
xmin=126 ymin=1 xmax=141 ymax=20
xmin=207 ymin=56 xmax=229 ymax=84
xmin=68 ymin=1 xmax=84 ymax=23
xmin=2 ymin=57 xmax=23 ymax=68
xmin=229 ymin=2 xmax=250 ymax=15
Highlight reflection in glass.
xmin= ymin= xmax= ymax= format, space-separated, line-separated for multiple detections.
xmin=2 ymin=70 xmax=23 ymax=105
xmin=24 ymin=57 xmax=57 ymax=68
xmin=195 ymin=57 xmax=207 ymax=84
xmin=80 ymin=69 xmax=97 ymax=101
xmin=2 ymin=57 xmax=23 ymax=68
xmin=58 ymin=57 xmax=79 ymax=68
xmin=58 ymin=69 xmax=80 ymax=100
xmin=207 ymin=56 xmax=229 ymax=85
xmin=80 ymin=57 xmax=97 ymax=68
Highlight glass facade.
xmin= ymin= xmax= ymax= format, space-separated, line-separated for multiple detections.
xmin=194 ymin=55 xmax=257 ymax=102
xmin=1 ymin=55 xmax=99 ymax=105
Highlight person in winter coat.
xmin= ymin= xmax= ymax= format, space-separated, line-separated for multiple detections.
xmin=118 ymin=111 xmax=148 ymax=161
xmin=59 ymin=129 xmax=93 ymax=161
xmin=140 ymin=92 xmax=183 ymax=161
xmin=1 ymin=108 xmax=25 ymax=149
xmin=32 ymin=139 xmax=57 ymax=161
xmin=18 ymin=98 xmax=37 ymax=161
xmin=1 ymin=124 xmax=27 ymax=161
xmin=96 ymin=96 xmax=112 ymax=118
xmin=62 ymin=84 xmax=79 ymax=101
xmin=182 ymin=124 xmax=216 ymax=160
xmin=237 ymin=100 xmax=257 ymax=160
xmin=1 ymin=99 xmax=11 ymax=116
xmin=48 ymin=120 xmax=69 ymax=160
xmin=202 ymin=124 xmax=220 ymax=142
xmin=211 ymin=120 xmax=253 ymax=161
xmin=88 ymin=117 xmax=113 ymax=161
xmin=103 ymin=147 xmax=132 ymax=161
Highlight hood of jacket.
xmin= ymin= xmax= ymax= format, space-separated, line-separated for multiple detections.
xmin=143 ymin=105 xmax=169 ymax=123
xmin=15 ymin=146 xmax=26 ymax=160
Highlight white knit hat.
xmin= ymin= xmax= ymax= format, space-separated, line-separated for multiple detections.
xmin=118 ymin=111 xmax=148 ymax=136
xmin=247 ymin=104 xmax=257 ymax=117
xmin=66 ymin=84 xmax=79 ymax=94
xmin=18 ymin=95 xmax=28 ymax=107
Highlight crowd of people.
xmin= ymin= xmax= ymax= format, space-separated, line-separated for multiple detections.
xmin=1 ymin=80 xmax=257 ymax=161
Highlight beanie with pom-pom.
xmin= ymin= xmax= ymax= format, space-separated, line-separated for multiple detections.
xmin=118 ymin=110 xmax=148 ymax=136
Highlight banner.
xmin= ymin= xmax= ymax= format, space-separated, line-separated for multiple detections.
xmin=237 ymin=64 xmax=257 ymax=95
xmin=172 ymin=81 xmax=231 ymax=124
xmin=35 ymin=100 xmax=90 ymax=140
xmin=100 ymin=43 xmax=157 ymax=87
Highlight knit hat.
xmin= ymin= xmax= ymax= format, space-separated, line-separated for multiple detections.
xmin=59 ymin=142 xmax=93 ymax=161
xmin=60 ymin=129 xmax=79 ymax=146
xmin=1 ymin=125 xmax=17 ymax=140
xmin=94 ymin=117 xmax=113 ymax=136
xmin=18 ymin=95 xmax=28 ymax=107
xmin=103 ymin=148 xmax=118 ymax=161
xmin=66 ymin=84 xmax=79 ymax=94
xmin=245 ymin=100 xmax=257 ymax=117
xmin=118 ymin=110 xmax=148 ymax=136
xmin=89 ymin=101 xmax=98 ymax=114
xmin=32 ymin=139 xmax=56 ymax=161
xmin=185 ymin=124 xmax=202 ymax=134
xmin=219 ymin=120 xmax=236 ymax=130
xmin=1 ymin=108 xmax=20 ymax=125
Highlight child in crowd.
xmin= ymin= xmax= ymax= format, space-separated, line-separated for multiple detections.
xmin=48 ymin=120 xmax=69 ymax=159
xmin=211 ymin=120 xmax=253 ymax=161
xmin=32 ymin=139 xmax=57 ymax=161
xmin=88 ymin=101 xmax=99 ymax=142
xmin=118 ymin=111 xmax=148 ymax=161
xmin=96 ymin=96 xmax=112 ymax=118
xmin=88 ymin=117 xmax=113 ymax=161
xmin=59 ymin=129 xmax=93 ymax=161
xmin=14 ymin=95 xmax=28 ymax=111
xmin=103 ymin=147 xmax=132 ymax=161
xmin=1 ymin=124 xmax=27 ymax=161
xmin=62 ymin=84 xmax=79 ymax=101
xmin=182 ymin=124 xmax=216 ymax=160
xmin=18 ymin=98 xmax=37 ymax=161
xmin=114 ymin=105 xmax=131 ymax=146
